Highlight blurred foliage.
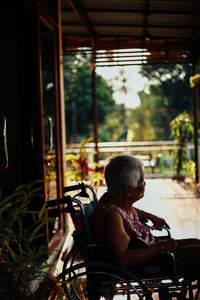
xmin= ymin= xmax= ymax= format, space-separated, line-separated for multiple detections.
xmin=65 ymin=138 xmax=104 ymax=188
xmin=64 ymin=57 xmax=197 ymax=144
xmin=130 ymin=64 xmax=194 ymax=141
xmin=170 ymin=112 xmax=194 ymax=174
xmin=170 ymin=112 xmax=194 ymax=143
xmin=98 ymin=104 xmax=128 ymax=142
xmin=190 ymin=73 xmax=200 ymax=88
xmin=63 ymin=55 xmax=116 ymax=143
xmin=45 ymin=153 xmax=57 ymax=200
xmin=183 ymin=160 xmax=196 ymax=182
xmin=0 ymin=181 xmax=62 ymax=299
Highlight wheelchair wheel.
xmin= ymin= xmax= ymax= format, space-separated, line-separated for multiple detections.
xmin=59 ymin=261 xmax=153 ymax=300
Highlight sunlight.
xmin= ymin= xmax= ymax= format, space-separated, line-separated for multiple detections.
xmin=96 ymin=64 xmax=148 ymax=109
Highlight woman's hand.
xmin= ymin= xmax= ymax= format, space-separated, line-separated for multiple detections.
xmin=151 ymin=216 xmax=170 ymax=230
xmin=135 ymin=208 xmax=170 ymax=230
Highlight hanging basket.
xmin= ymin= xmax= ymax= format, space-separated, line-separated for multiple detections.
xmin=190 ymin=74 xmax=200 ymax=91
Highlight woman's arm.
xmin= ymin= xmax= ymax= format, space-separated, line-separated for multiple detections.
xmin=105 ymin=211 xmax=176 ymax=268
xmin=135 ymin=207 xmax=170 ymax=230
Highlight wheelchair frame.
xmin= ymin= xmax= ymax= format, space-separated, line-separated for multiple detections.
xmin=47 ymin=182 xmax=200 ymax=300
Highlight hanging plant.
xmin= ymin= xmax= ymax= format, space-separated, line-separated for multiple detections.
xmin=189 ymin=74 xmax=200 ymax=90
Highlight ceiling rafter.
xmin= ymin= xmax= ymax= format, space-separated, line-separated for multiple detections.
xmin=61 ymin=0 xmax=200 ymax=65
xmin=62 ymin=22 xmax=198 ymax=30
xmin=62 ymin=7 xmax=200 ymax=17
xmin=63 ymin=33 xmax=191 ymax=40
xmin=142 ymin=0 xmax=150 ymax=40
xmin=67 ymin=0 xmax=95 ymax=37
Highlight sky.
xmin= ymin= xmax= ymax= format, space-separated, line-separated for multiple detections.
xmin=96 ymin=65 xmax=148 ymax=109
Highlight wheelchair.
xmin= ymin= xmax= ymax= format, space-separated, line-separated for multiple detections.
xmin=47 ymin=182 xmax=200 ymax=299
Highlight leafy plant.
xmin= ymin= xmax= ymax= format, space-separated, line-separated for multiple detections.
xmin=45 ymin=154 xmax=57 ymax=199
xmin=137 ymin=64 xmax=193 ymax=141
xmin=190 ymin=73 xmax=200 ymax=88
xmin=183 ymin=160 xmax=196 ymax=182
xmin=65 ymin=138 xmax=104 ymax=188
xmin=63 ymin=55 xmax=115 ymax=143
xmin=0 ymin=181 xmax=62 ymax=299
xmin=170 ymin=112 xmax=194 ymax=174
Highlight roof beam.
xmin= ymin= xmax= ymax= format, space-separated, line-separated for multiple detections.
xmin=62 ymin=22 xmax=199 ymax=31
xmin=142 ymin=0 xmax=150 ymax=39
xmin=62 ymin=7 xmax=200 ymax=16
xmin=62 ymin=33 xmax=191 ymax=40
xmin=67 ymin=0 xmax=96 ymax=37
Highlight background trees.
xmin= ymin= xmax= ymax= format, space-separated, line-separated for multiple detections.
xmin=63 ymin=55 xmax=116 ymax=143
xmin=129 ymin=64 xmax=194 ymax=141
xmin=64 ymin=56 xmax=196 ymax=143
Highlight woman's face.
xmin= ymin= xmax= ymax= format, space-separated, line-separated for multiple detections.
xmin=126 ymin=169 xmax=146 ymax=202
xmin=136 ymin=171 xmax=146 ymax=199
xmin=128 ymin=170 xmax=146 ymax=201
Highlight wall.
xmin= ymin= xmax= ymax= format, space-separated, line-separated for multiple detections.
xmin=0 ymin=1 xmax=38 ymax=196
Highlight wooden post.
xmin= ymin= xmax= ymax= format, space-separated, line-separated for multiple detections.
xmin=192 ymin=63 xmax=199 ymax=183
xmin=91 ymin=37 xmax=98 ymax=163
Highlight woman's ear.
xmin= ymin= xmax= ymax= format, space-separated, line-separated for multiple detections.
xmin=125 ymin=185 xmax=133 ymax=197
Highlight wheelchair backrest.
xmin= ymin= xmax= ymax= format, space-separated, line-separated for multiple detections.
xmin=80 ymin=199 xmax=98 ymax=244
xmin=63 ymin=183 xmax=98 ymax=246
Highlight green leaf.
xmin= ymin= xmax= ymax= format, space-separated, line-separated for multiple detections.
xmin=28 ymin=221 xmax=46 ymax=243
xmin=38 ymin=203 xmax=47 ymax=219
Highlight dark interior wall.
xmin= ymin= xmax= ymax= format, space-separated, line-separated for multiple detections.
xmin=0 ymin=2 xmax=22 ymax=195
xmin=0 ymin=1 xmax=39 ymax=197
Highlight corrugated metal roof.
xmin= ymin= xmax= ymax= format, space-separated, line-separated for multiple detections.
xmin=61 ymin=0 xmax=200 ymax=65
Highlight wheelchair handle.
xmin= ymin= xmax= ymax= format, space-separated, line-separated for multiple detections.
xmin=63 ymin=182 xmax=86 ymax=193
xmin=46 ymin=195 xmax=70 ymax=207
xmin=63 ymin=182 xmax=97 ymax=201
xmin=150 ymin=225 xmax=171 ymax=238
xmin=46 ymin=195 xmax=86 ymax=215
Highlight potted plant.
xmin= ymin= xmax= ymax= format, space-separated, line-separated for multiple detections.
xmin=170 ymin=112 xmax=194 ymax=180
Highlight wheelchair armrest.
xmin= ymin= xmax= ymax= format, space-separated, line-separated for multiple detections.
xmin=140 ymin=217 xmax=171 ymax=239
xmin=85 ymin=243 xmax=110 ymax=261
xmin=148 ymin=224 xmax=171 ymax=239
xmin=152 ymin=225 xmax=171 ymax=238
xmin=85 ymin=243 xmax=108 ymax=253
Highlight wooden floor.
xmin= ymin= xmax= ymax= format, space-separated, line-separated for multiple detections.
xmin=136 ymin=179 xmax=200 ymax=240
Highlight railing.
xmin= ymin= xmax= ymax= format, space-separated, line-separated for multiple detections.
xmin=66 ymin=141 xmax=194 ymax=158
xmin=66 ymin=140 xmax=194 ymax=154
xmin=65 ymin=141 xmax=195 ymax=176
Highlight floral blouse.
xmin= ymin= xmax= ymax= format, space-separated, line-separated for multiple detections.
xmin=90 ymin=192 xmax=155 ymax=246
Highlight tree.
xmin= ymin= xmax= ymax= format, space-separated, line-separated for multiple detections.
xmin=131 ymin=64 xmax=194 ymax=140
xmin=98 ymin=103 xmax=129 ymax=142
xmin=63 ymin=55 xmax=116 ymax=143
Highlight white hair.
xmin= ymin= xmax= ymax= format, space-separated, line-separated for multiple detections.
xmin=104 ymin=155 xmax=143 ymax=197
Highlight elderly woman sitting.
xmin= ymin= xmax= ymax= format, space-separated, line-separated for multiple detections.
xmin=91 ymin=155 xmax=200 ymax=280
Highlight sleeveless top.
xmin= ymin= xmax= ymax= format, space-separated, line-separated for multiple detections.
xmin=90 ymin=192 xmax=155 ymax=246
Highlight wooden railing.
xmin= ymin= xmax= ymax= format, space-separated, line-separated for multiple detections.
xmin=65 ymin=140 xmax=195 ymax=170
xmin=66 ymin=140 xmax=194 ymax=154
